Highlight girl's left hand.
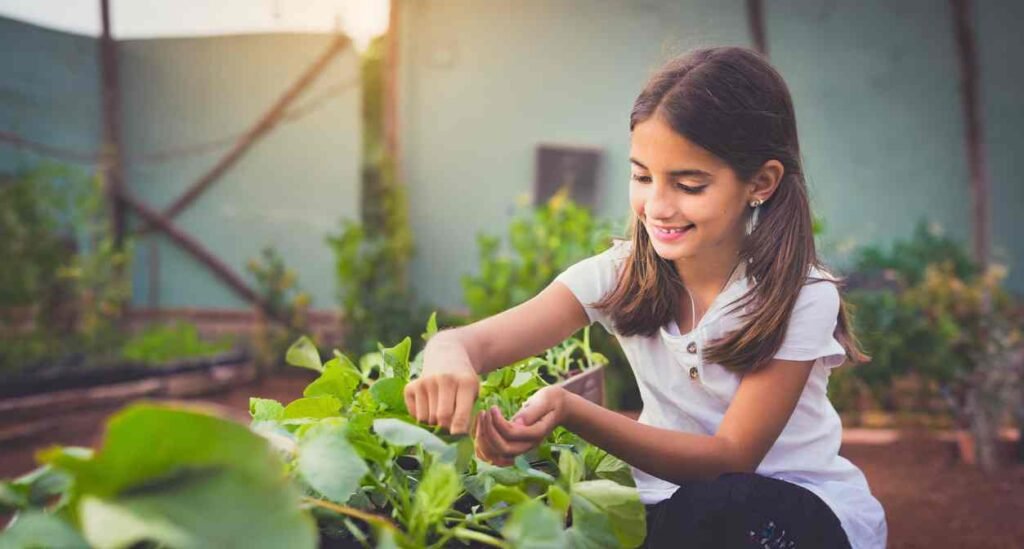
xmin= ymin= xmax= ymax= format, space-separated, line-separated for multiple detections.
xmin=474 ymin=386 xmax=567 ymax=466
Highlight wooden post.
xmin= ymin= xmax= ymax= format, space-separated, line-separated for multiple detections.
xmin=99 ymin=0 xmax=126 ymax=249
xmin=385 ymin=0 xmax=401 ymax=165
xmin=951 ymin=0 xmax=990 ymax=270
xmin=746 ymin=0 xmax=768 ymax=58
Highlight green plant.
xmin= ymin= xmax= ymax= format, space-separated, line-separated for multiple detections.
xmin=120 ymin=322 xmax=233 ymax=365
xmin=461 ymin=190 xmax=616 ymax=320
xmin=904 ymin=261 xmax=1021 ymax=470
xmin=0 ymin=165 xmax=132 ymax=372
xmin=844 ymin=220 xmax=981 ymax=408
xmin=459 ymin=189 xmax=642 ymax=410
xmin=0 ymin=166 xmax=79 ymax=312
xmin=2 ymin=316 xmax=642 ymax=548
xmin=846 ymin=222 xmax=1023 ymax=469
xmin=246 ymin=246 xmax=311 ymax=372
xmin=327 ymin=35 xmax=427 ymax=357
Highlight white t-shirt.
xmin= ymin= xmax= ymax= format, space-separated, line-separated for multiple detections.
xmin=553 ymin=239 xmax=887 ymax=549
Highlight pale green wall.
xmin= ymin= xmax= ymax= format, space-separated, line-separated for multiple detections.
xmin=3 ymin=1 xmax=1022 ymax=313
xmin=397 ymin=0 xmax=753 ymax=308
xmin=119 ymin=34 xmax=362 ymax=309
xmin=0 ymin=16 xmax=99 ymax=171
xmin=396 ymin=0 xmax=1023 ymax=309
xmin=0 ymin=17 xmax=363 ymax=310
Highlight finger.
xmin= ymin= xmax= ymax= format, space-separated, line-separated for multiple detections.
xmin=481 ymin=411 xmax=517 ymax=465
xmin=425 ymin=378 xmax=440 ymax=425
xmin=403 ymin=383 xmax=417 ymax=419
xmin=492 ymin=407 xmax=553 ymax=442
xmin=476 ymin=412 xmax=500 ymax=463
xmin=413 ymin=383 xmax=430 ymax=423
xmin=512 ymin=397 xmax=551 ymax=426
xmin=490 ymin=408 xmax=539 ymax=453
xmin=483 ymin=408 xmax=528 ymax=458
xmin=449 ymin=381 xmax=478 ymax=435
xmin=435 ymin=377 xmax=456 ymax=430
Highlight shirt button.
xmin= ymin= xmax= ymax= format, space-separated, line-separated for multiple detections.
xmin=689 ymin=367 xmax=699 ymax=380
xmin=687 ymin=342 xmax=697 ymax=354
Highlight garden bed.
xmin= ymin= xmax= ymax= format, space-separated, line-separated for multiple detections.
xmin=0 ymin=349 xmax=250 ymax=399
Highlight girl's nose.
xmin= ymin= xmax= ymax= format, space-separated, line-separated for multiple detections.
xmin=645 ymin=183 xmax=677 ymax=220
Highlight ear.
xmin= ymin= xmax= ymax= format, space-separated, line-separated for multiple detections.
xmin=747 ymin=160 xmax=784 ymax=204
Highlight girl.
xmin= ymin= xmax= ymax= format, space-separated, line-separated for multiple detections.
xmin=404 ymin=47 xmax=887 ymax=548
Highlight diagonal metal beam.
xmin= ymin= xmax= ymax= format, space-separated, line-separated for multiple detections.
xmin=137 ymin=34 xmax=350 ymax=233
xmin=117 ymin=187 xmax=289 ymax=326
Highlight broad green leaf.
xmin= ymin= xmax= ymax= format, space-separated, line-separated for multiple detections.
xmin=78 ymin=470 xmax=316 ymax=549
xmin=571 ymin=480 xmax=645 ymax=548
xmin=38 ymin=404 xmax=316 ymax=549
xmin=282 ymin=396 xmax=342 ymax=420
xmin=372 ymin=419 xmax=447 ymax=455
xmin=0 ymin=511 xmax=89 ymax=549
xmin=501 ymin=500 xmax=567 ymax=549
xmin=483 ymin=485 xmax=529 ymax=508
xmin=462 ymin=473 xmax=494 ymax=504
xmin=344 ymin=413 xmax=389 ymax=466
xmin=304 ymin=357 xmax=362 ymax=407
xmin=359 ymin=352 xmax=385 ymax=378
xmin=450 ymin=437 xmax=476 ymax=473
xmin=285 ymin=336 xmax=323 ymax=372
xmin=368 ymin=377 xmax=407 ymax=413
xmin=545 ymin=484 xmax=571 ymax=517
xmin=297 ymin=423 xmax=368 ymax=503
xmin=515 ymin=455 xmax=556 ymax=487
xmin=565 ymin=493 xmax=617 ymax=549
xmin=594 ymin=453 xmax=634 ymax=487
xmin=41 ymin=404 xmax=287 ymax=497
xmin=558 ymin=450 xmax=584 ymax=487
xmin=409 ymin=463 xmax=460 ymax=542
xmin=249 ymin=398 xmax=285 ymax=422
xmin=378 ymin=337 xmax=412 ymax=380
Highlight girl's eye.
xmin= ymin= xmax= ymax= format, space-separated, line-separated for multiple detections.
xmin=630 ymin=174 xmax=705 ymax=194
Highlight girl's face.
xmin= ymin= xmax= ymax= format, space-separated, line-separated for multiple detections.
xmin=629 ymin=115 xmax=752 ymax=263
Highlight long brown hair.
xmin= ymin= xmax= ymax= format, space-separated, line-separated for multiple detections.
xmin=594 ymin=47 xmax=868 ymax=373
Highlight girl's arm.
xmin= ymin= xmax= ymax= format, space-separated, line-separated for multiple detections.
xmin=405 ymin=280 xmax=590 ymax=434
xmin=482 ymin=354 xmax=814 ymax=482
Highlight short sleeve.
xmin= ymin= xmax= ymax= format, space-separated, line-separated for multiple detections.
xmin=553 ymin=239 xmax=630 ymax=334
xmin=773 ymin=279 xmax=847 ymax=369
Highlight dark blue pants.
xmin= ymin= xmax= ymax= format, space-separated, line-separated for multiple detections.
xmin=643 ymin=473 xmax=852 ymax=548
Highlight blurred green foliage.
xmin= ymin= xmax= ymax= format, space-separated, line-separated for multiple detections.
xmin=838 ymin=220 xmax=1022 ymax=425
xmin=0 ymin=165 xmax=132 ymax=373
xmin=121 ymin=322 xmax=233 ymax=365
xmin=461 ymin=189 xmax=616 ymax=320
xmin=246 ymin=246 xmax=311 ymax=371
xmin=327 ymin=35 xmax=430 ymax=357
xmin=458 ymin=190 xmax=644 ymax=408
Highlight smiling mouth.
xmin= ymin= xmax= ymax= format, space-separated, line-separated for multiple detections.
xmin=651 ymin=224 xmax=694 ymax=234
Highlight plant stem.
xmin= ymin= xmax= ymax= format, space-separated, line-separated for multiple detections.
xmin=303 ymin=497 xmax=397 ymax=532
xmin=452 ymin=527 xmax=510 ymax=548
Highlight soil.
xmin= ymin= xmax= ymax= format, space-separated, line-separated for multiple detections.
xmin=2 ymin=372 xmax=1022 ymax=548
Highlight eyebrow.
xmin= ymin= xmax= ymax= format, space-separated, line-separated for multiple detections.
xmin=630 ymin=158 xmax=712 ymax=179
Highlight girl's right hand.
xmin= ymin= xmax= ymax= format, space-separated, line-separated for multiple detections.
xmin=403 ymin=340 xmax=480 ymax=435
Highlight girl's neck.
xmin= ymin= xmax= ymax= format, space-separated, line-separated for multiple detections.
xmin=673 ymin=247 xmax=743 ymax=308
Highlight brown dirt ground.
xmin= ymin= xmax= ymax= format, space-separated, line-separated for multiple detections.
xmin=2 ymin=373 xmax=1022 ymax=548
